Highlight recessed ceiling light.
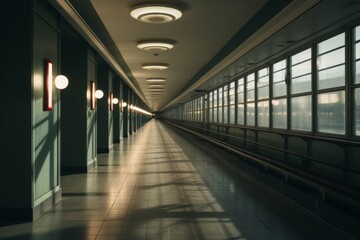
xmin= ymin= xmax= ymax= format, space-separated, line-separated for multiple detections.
xmin=130 ymin=5 xmax=182 ymax=24
xmin=146 ymin=78 xmax=166 ymax=82
xmin=149 ymin=89 xmax=164 ymax=92
xmin=149 ymin=84 xmax=164 ymax=88
xmin=142 ymin=64 xmax=168 ymax=70
xmin=137 ymin=41 xmax=174 ymax=51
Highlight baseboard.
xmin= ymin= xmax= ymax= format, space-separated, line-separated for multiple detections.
xmin=33 ymin=188 xmax=62 ymax=220
xmin=0 ymin=188 xmax=62 ymax=221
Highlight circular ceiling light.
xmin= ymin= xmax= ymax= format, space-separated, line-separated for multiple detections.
xmin=130 ymin=5 xmax=182 ymax=24
xmin=146 ymin=78 xmax=166 ymax=82
xmin=142 ymin=64 xmax=168 ymax=70
xmin=149 ymin=84 xmax=164 ymax=88
xmin=137 ymin=41 xmax=174 ymax=51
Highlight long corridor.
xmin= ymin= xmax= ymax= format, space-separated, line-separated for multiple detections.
xmin=0 ymin=120 xmax=355 ymax=240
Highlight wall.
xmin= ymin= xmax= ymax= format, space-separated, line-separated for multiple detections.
xmin=0 ymin=0 xmax=62 ymax=220
xmin=60 ymin=24 xmax=89 ymax=172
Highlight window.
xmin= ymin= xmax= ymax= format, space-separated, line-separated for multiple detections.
xmin=224 ymin=85 xmax=229 ymax=124
xmin=316 ymin=33 xmax=346 ymax=135
xmin=317 ymin=91 xmax=345 ymax=134
xmin=257 ymin=67 xmax=269 ymax=127
xmin=218 ymin=87 xmax=223 ymax=123
xmin=273 ymin=59 xmax=287 ymax=97
xmin=291 ymin=48 xmax=312 ymax=94
xmin=291 ymin=48 xmax=312 ymax=131
xmin=199 ymin=96 xmax=203 ymax=122
xmin=229 ymin=82 xmax=236 ymax=124
xmin=209 ymin=92 xmax=213 ymax=122
xmin=272 ymin=59 xmax=288 ymax=129
xmin=257 ymin=100 xmax=269 ymax=127
xmin=272 ymin=99 xmax=287 ymax=129
xmin=204 ymin=94 xmax=208 ymax=123
xmin=354 ymin=26 xmax=360 ymax=135
xmin=213 ymin=90 xmax=218 ymax=123
xmin=355 ymin=89 xmax=360 ymax=135
xmin=291 ymin=95 xmax=312 ymax=131
xmin=237 ymin=78 xmax=245 ymax=124
xmin=317 ymin=33 xmax=345 ymax=89
xmin=246 ymin=73 xmax=255 ymax=126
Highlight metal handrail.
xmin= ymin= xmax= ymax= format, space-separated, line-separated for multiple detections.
xmin=176 ymin=119 xmax=360 ymax=147
xmin=172 ymin=120 xmax=360 ymax=175
xmin=165 ymin=120 xmax=360 ymax=203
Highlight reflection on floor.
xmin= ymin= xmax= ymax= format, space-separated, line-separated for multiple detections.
xmin=0 ymin=120 xmax=355 ymax=239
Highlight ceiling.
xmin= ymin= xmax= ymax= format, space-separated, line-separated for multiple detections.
xmin=50 ymin=0 xmax=360 ymax=112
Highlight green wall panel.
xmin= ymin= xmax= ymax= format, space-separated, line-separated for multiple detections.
xmin=33 ymin=15 xmax=59 ymax=200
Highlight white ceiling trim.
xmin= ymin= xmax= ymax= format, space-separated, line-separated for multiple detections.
xmin=161 ymin=0 xmax=321 ymax=111
xmin=48 ymin=0 xmax=150 ymax=107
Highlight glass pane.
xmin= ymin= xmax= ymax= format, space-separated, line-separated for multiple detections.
xmin=273 ymin=59 xmax=286 ymax=72
xmin=247 ymin=102 xmax=255 ymax=126
xmin=273 ymin=69 xmax=286 ymax=83
xmin=292 ymin=48 xmax=311 ymax=65
xmin=258 ymin=67 xmax=269 ymax=78
xmin=209 ymin=108 xmax=213 ymax=122
xmin=214 ymin=91 xmax=218 ymax=107
xmin=258 ymin=85 xmax=269 ymax=100
xmin=224 ymin=87 xmax=228 ymax=106
xmin=356 ymin=26 xmax=360 ymax=41
xmin=237 ymin=103 xmax=244 ymax=124
xmin=317 ymin=48 xmax=345 ymax=70
xmin=237 ymin=78 xmax=244 ymax=102
xmin=291 ymin=74 xmax=312 ymax=94
xmin=291 ymin=95 xmax=312 ymax=131
xmin=229 ymin=93 xmax=235 ymax=105
xmin=258 ymin=68 xmax=269 ymax=100
xmin=218 ymin=88 xmax=223 ymax=106
xmin=214 ymin=107 xmax=218 ymax=122
xmin=224 ymin=107 xmax=228 ymax=124
xmin=292 ymin=60 xmax=311 ymax=78
xmin=317 ymin=91 xmax=345 ymax=134
xmin=356 ymin=42 xmax=360 ymax=60
xmin=318 ymin=65 xmax=345 ymax=89
xmin=247 ymin=89 xmax=255 ymax=102
xmin=273 ymin=82 xmax=287 ymax=97
xmin=318 ymin=33 xmax=345 ymax=55
xmin=257 ymin=100 xmax=269 ymax=127
xmin=355 ymin=88 xmax=360 ymax=135
xmin=247 ymin=74 xmax=255 ymax=101
xmin=356 ymin=61 xmax=360 ymax=84
xmin=238 ymin=92 xmax=244 ymax=103
xmin=230 ymin=105 xmax=235 ymax=124
xmin=272 ymin=98 xmax=287 ymax=129
xmin=247 ymin=73 xmax=255 ymax=82
xmin=218 ymin=106 xmax=223 ymax=123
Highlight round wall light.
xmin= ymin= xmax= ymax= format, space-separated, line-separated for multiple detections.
xmin=142 ymin=64 xmax=168 ymax=70
xmin=113 ymin=98 xmax=119 ymax=104
xmin=130 ymin=5 xmax=182 ymax=24
xmin=137 ymin=41 xmax=174 ymax=51
xmin=54 ymin=75 xmax=69 ymax=89
xmin=95 ymin=90 xmax=104 ymax=99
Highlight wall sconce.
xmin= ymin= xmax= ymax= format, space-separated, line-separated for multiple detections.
xmin=90 ymin=81 xmax=104 ymax=110
xmin=95 ymin=90 xmax=104 ymax=99
xmin=54 ymin=75 xmax=69 ymax=89
xmin=120 ymin=99 xmax=127 ymax=112
xmin=113 ymin=98 xmax=119 ymax=104
xmin=109 ymin=92 xmax=114 ymax=111
xmin=44 ymin=59 xmax=69 ymax=111
xmin=90 ymin=81 xmax=95 ymax=110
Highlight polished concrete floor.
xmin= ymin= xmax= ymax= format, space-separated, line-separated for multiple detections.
xmin=0 ymin=120 xmax=356 ymax=240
